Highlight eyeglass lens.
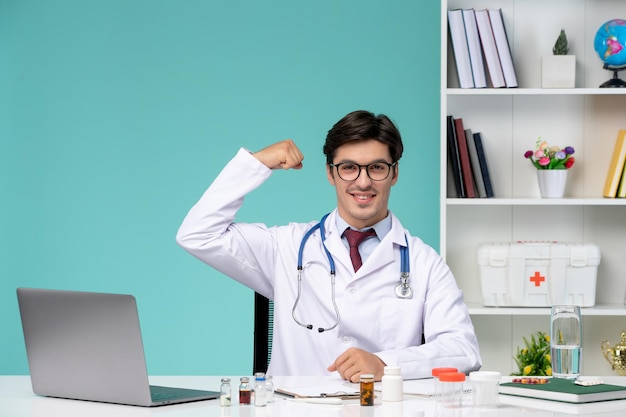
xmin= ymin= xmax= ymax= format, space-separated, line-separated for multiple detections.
xmin=334 ymin=162 xmax=394 ymax=181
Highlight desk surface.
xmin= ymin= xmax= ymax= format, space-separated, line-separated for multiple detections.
xmin=2 ymin=375 xmax=626 ymax=417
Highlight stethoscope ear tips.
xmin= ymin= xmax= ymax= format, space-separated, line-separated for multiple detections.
xmin=304 ymin=324 xmax=326 ymax=332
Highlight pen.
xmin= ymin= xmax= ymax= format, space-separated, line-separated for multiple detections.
xmin=320 ymin=391 xmax=360 ymax=399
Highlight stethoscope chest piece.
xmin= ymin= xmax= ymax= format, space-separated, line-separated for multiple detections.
xmin=394 ymin=272 xmax=413 ymax=299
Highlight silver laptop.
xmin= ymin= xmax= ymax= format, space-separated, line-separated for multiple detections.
xmin=16 ymin=287 xmax=220 ymax=407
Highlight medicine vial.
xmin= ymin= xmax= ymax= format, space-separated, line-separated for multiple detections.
xmin=239 ymin=376 xmax=251 ymax=405
xmin=219 ymin=378 xmax=231 ymax=407
xmin=382 ymin=366 xmax=403 ymax=401
xmin=360 ymin=374 xmax=375 ymax=406
xmin=254 ymin=374 xmax=267 ymax=407
xmin=265 ymin=375 xmax=274 ymax=403
xmin=438 ymin=372 xmax=465 ymax=408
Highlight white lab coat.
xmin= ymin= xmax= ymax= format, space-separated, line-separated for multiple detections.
xmin=176 ymin=148 xmax=481 ymax=379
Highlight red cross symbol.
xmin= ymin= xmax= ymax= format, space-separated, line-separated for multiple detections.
xmin=529 ymin=271 xmax=545 ymax=287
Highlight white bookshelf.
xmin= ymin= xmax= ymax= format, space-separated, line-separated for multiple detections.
xmin=441 ymin=0 xmax=626 ymax=376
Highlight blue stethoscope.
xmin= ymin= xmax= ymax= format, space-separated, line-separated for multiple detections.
xmin=291 ymin=213 xmax=412 ymax=333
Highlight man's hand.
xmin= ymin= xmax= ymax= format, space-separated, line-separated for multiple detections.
xmin=327 ymin=347 xmax=386 ymax=382
xmin=253 ymin=139 xmax=304 ymax=170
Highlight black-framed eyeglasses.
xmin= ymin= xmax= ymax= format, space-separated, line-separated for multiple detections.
xmin=329 ymin=161 xmax=397 ymax=181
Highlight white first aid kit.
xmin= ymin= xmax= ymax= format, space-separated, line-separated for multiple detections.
xmin=476 ymin=242 xmax=601 ymax=307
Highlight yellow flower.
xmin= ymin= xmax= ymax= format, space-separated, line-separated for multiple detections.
xmin=545 ymin=335 xmax=550 ymax=343
xmin=512 ymin=331 xmax=552 ymax=377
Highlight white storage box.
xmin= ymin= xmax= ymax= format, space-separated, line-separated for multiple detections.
xmin=476 ymin=242 xmax=601 ymax=307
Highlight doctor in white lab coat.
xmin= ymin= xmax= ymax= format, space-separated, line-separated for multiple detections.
xmin=176 ymin=110 xmax=481 ymax=382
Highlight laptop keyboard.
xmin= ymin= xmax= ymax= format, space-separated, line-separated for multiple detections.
xmin=150 ymin=385 xmax=218 ymax=402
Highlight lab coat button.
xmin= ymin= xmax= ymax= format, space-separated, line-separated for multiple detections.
xmin=341 ymin=336 xmax=351 ymax=343
xmin=347 ymin=287 xmax=357 ymax=294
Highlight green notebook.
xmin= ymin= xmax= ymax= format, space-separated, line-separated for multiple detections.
xmin=500 ymin=378 xmax=626 ymax=403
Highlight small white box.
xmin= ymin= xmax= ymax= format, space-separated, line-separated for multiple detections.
xmin=476 ymin=242 xmax=601 ymax=307
xmin=541 ymin=55 xmax=576 ymax=88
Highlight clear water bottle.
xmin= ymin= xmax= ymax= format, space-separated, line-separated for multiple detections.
xmin=254 ymin=374 xmax=267 ymax=407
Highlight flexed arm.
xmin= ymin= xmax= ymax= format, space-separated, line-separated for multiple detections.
xmin=176 ymin=141 xmax=305 ymax=297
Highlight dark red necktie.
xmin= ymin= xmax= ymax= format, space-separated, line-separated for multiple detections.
xmin=343 ymin=228 xmax=377 ymax=272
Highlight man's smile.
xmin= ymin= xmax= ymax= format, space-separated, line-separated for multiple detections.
xmin=350 ymin=192 xmax=375 ymax=203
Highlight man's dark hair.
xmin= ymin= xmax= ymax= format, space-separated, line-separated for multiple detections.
xmin=323 ymin=110 xmax=403 ymax=164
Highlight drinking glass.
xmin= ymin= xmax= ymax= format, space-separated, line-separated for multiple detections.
xmin=550 ymin=305 xmax=582 ymax=379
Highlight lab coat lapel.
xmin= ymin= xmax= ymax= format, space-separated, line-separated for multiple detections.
xmin=358 ymin=215 xmax=406 ymax=276
xmin=322 ymin=212 xmax=353 ymax=273
xmin=322 ymin=211 xmax=406 ymax=277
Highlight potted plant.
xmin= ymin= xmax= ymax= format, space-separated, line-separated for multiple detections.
xmin=542 ymin=29 xmax=576 ymax=88
xmin=511 ymin=331 xmax=552 ymax=377
xmin=524 ymin=138 xmax=575 ymax=170
xmin=524 ymin=138 xmax=575 ymax=198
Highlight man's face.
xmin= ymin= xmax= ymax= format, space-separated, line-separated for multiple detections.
xmin=326 ymin=139 xmax=398 ymax=229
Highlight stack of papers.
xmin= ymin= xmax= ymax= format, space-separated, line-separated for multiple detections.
xmin=276 ymin=377 xmax=472 ymax=401
xmin=276 ymin=383 xmax=359 ymax=399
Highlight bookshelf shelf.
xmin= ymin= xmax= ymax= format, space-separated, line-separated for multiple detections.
xmin=442 ymin=0 xmax=626 ymax=376
xmin=447 ymin=88 xmax=626 ymax=96
xmin=467 ymin=303 xmax=626 ymax=317
xmin=446 ymin=198 xmax=626 ymax=206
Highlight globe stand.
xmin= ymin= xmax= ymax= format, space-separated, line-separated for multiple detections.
xmin=600 ymin=63 xmax=626 ymax=88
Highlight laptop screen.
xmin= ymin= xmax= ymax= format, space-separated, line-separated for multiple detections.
xmin=16 ymin=288 xmax=218 ymax=406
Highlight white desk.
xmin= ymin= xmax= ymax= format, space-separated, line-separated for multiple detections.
xmin=2 ymin=375 xmax=626 ymax=417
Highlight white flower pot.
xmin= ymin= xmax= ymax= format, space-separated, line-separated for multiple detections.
xmin=537 ymin=170 xmax=568 ymax=198
xmin=542 ymin=55 xmax=576 ymax=88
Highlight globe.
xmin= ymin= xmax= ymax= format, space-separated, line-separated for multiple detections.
xmin=594 ymin=19 xmax=626 ymax=87
xmin=594 ymin=19 xmax=626 ymax=67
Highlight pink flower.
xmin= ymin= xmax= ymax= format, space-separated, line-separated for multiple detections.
xmin=524 ymin=137 xmax=575 ymax=170
xmin=539 ymin=157 xmax=551 ymax=166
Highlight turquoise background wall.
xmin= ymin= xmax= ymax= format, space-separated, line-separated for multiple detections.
xmin=0 ymin=0 xmax=440 ymax=375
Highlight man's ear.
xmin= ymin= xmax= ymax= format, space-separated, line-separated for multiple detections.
xmin=391 ymin=163 xmax=399 ymax=185
xmin=326 ymin=164 xmax=336 ymax=185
